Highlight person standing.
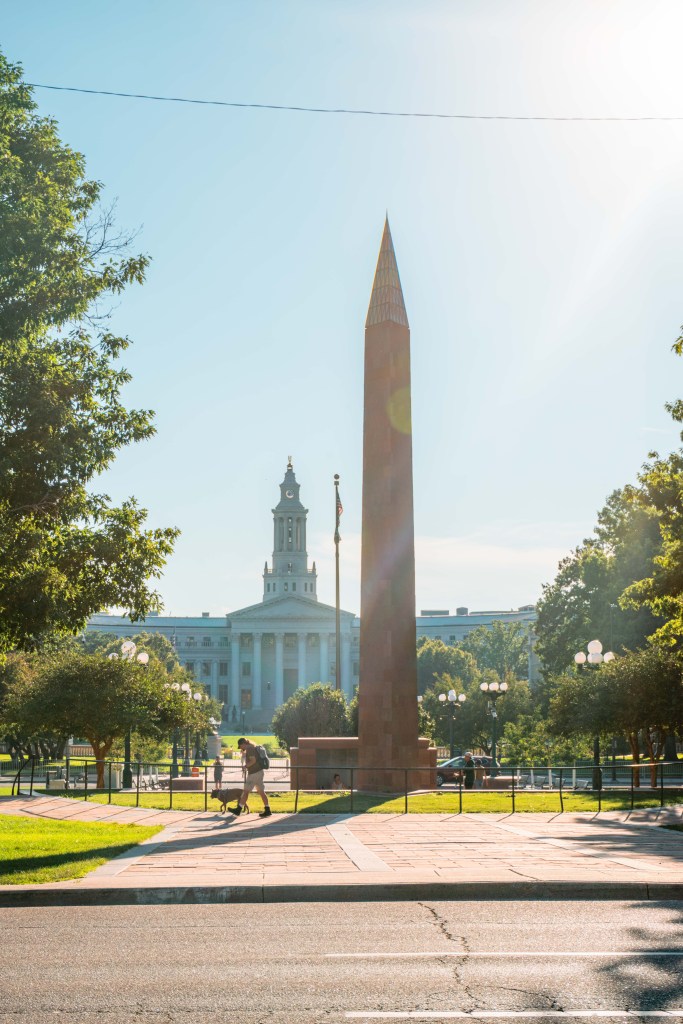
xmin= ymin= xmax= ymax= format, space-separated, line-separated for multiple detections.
xmin=463 ymin=752 xmax=476 ymax=790
xmin=229 ymin=737 xmax=271 ymax=818
xmin=212 ymin=756 xmax=224 ymax=787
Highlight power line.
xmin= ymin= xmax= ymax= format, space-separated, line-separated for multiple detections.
xmin=26 ymin=82 xmax=683 ymax=122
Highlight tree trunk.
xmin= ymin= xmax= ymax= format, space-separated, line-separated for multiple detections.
xmin=628 ymin=732 xmax=640 ymax=787
xmin=663 ymin=732 xmax=679 ymax=762
xmin=88 ymin=739 xmax=112 ymax=789
xmin=644 ymin=732 xmax=658 ymax=789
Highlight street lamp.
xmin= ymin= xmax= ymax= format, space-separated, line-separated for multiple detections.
xmin=479 ymin=679 xmax=508 ymax=777
xmin=574 ymin=640 xmax=616 ymax=790
xmin=179 ymin=683 xmax=203 ymax=774
xmin=108 ymin=640 xmax=149 ymax=788
xmin=438 ymin=689 xmax=467 ymax=759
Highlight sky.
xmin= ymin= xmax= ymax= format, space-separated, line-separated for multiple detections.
xmin=3 ymin=1 xmax=683 ymax=617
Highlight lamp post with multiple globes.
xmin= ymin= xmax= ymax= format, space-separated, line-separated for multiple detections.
xmin=574 ymin=640 xmax=616 ymax=789
xmin=438 ymin=689 xmax=467 ymax=759
xmin=479 ymin=679 xmax=508 ymax=777
xmin=108 ymin=640 xmax=149 ymax=789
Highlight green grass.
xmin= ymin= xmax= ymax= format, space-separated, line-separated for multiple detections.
xmin=46 ymin=787 xmax=683 ymax=815
xmin=0 ymin=814 xmax=162 ymax=885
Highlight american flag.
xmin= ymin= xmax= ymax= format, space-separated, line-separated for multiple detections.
xmin=336 ymin=493 xmax=343 ymax=520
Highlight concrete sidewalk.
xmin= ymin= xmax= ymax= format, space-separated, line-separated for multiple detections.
xmin=1 ymin=794 xmax=682 ymax=905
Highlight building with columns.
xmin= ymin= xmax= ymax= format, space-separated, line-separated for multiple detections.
xmin=88 ymin=460 xmax=357 ymax=729
xmin=88 ymin=460 xmax=538 ymax=727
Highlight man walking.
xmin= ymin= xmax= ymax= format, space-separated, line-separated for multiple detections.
xmin=228 ymin=737 xmax=272 ymax=818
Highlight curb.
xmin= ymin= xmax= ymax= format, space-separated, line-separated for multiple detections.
xmin=1 ymin=879 xmax=682 ymax=907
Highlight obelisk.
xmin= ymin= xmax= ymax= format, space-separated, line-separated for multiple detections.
xmin=357 ymin=218 xmax=426 ymax=790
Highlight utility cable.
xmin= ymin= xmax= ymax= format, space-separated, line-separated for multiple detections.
xmin=26 ymin=83 xmax=683 ymax=122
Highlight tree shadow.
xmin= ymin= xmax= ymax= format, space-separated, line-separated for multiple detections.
xmin=595 ymin=901 xmax=683 ymax=1011
xmin=2 ymin=842 xmax=148 ymax=879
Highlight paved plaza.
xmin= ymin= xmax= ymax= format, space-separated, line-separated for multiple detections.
xmin=1 ymin=794 xmax=682 ymax=903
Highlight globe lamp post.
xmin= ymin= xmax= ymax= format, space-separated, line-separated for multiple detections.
xmin=108 ymin=641 xmax=149 ymax=789
xmin=438 ymin=689 xmax=467 ymax=759
xmin=479 ymin=680 xmax=508 ymax=777
xmin=574 ymin=640 xmax=616 ymax=790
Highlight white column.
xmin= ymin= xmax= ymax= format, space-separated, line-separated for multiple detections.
xmin=342 ymin=632 xmax=352 ymax=698
xmin=230 ymin=632 xmax=241 ymax=714
xmin=319 ymin=632 xmax=329 ymax=683
xmin=297 ymin=633 xmax=307 ymax=688
xmin=275 ymin=632 xmax=284 ymax=706
xmin=210 ymin=660 xmax=218 ymax=700
xmin=252 ymin=632 xmax=262 ymax=709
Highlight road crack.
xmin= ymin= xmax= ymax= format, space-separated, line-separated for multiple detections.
xmin=418 ymin=902 xmax=479 ymax=1011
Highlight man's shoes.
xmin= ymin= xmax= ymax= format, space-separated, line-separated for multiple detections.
xmin=228 ymin=805 xmax=242 ymax=816
xmin=259 ymin=807 xmax=272 ymax=818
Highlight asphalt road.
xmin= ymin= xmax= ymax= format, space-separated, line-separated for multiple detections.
xmin=1 ymin=900 xmax=682 ymax=1023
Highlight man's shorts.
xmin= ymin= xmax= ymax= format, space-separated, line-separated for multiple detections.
xmin=243 ymin=769 xmax=265 ymax=793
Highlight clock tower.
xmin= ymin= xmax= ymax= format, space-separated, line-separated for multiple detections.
xmin=263 ymin=458 xmax=317 ymax=602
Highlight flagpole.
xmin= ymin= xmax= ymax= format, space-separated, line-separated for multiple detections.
xmin=334 ymin=473 xmax=341 ymax=692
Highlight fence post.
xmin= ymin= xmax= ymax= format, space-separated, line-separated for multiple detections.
xmin=559 ymin=767 xmax=564 ymax=813
xmin=108 ymin=761 xmax=112 ymax=805
xmin=597 ymin=767 xmax=602 ymax=812
xmin=136 ymin=762 xmax=141 ymax=808
xmin=458 ymin=773 xmax=463 ymax=814
xmin=294 ymin=765 xmax=300 ymax=814
xmin=204 ymin=764 xmax=208 ymax=812
xmin=404 ymin=768 xmax=408 ymax=815
xmin=65 ymin=755 xmax=70 ymax=793
xmin=84 ymin=760 xmax=88 ymax=801
xmin=631 ymin=764 xmax=635 ymax=810
xmin=169 ymin=768 xmax=173 ymax=810
xmin=660 ymin=761 xmax=665 ymax=808
xmin=350 ymin=767 xmax=354 ymax=813
xmin=29 ymin=756 xmax=35 ymax=796
xmin=511 ymin=768 xmax=515 ymax=814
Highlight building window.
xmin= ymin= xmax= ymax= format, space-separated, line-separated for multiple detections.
xmin=292 ymin=582 xmax=296 ymax=591
xmin=219 ymin=637 xmax=229 ymax=647
xmin=240 ymin=689 xmax=252 ymax=710
xmin=449 ymin=635 xmax=456 ymax=643
xmin=241 ymin=635 xmax=252 ymax=649
xmin=304 ymin=583 xmax=307 ymax=592
xmin=202 ymin=637 xmax=211 ymax=648
xmin=284 ymin=582 xmax=288 ymax=591
xmin=218 ymin=684 xmax=228 ymax=705
xmin=186 ymin=636 xmax=196 ymax=648
xmin=202 ymin=661 xmax=211 ymax=677
xmin=267 ymin=583 xmax=270 ymax=592
xmin=273 ymin=583 xmax=276 ymax=592
xmin=285 ymin=634 xmax=296 ymax=649
xmin=185 ymin=661 xmax=195 ymax=675
xmin=353 ymin=661 xmax=359 ymax=676
xmin=242 ymin=662 xmax=251 ymax=677
xmin=219 ymin=661 xmax=228 ymax=677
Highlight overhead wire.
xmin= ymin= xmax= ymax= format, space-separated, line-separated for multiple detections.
xmin=25 ymin=83 xmax=683 ymax=122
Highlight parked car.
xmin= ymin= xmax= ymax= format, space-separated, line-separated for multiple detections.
xmin=436 ymin=755 xmax=500 ymax=787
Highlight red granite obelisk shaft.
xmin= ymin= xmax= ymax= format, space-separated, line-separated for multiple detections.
xmin=357 ymin=220 xmax=420 ymax=788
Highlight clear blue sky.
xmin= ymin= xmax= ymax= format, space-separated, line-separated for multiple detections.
xmin=4 ymin=1 xmax=683 ymax=616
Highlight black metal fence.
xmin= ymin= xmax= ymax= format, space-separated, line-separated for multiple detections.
xmin=4 ymin=756 xmax=683 ymax=814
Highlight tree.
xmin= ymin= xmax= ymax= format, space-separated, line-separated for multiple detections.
xmin=534 ymin=489 xmax=662 ymax=678
xmin=548 ymin=647 xmax=683 ymax=785
xmin=501 ymin=714 xmax=590 ymax=766
xmin=271 ymin=683 xmax=350 ymax=751
xmin=416 ymin=637 xmax=477 ymax=694
xmin=0 ymin=652 xmax=67 ymax=759
xmin=0 ymin=53 xmax=178 ymax=653
xmin=0 ymin=650 xmax=217 ymax=787
xmin=460 ymin=621 xmax=530 ymax=679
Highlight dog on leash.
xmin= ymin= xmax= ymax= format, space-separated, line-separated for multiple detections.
xmin=211 ymin=787 xmax=249 ymax=815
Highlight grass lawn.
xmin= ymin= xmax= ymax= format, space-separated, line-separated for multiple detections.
xmin=48 ymin=787 xmax=683 ymax=815
xmin=0 ymin=815 xmax=162 ymax=885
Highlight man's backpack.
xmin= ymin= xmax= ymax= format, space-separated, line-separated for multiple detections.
xmin=255 ymin=745 xmax=270 ymax=770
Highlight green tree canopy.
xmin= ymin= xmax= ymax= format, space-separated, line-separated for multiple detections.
xmin=460 ymin=621 xmax=530 ymax=679
xmin=534 ymin=488 xmax=662 ymax=678
xmin=0 ymin=650 xmax=218 ymax=786
xmin=271 ymin=683 xmax=350 ymax=751
xmin=548 ymin=647 xmax=683 ymax=782
xmin=416 ymin=637 xmax=477 ymax=694
xmin=0 ymin=53 xmax=177 ymax=654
